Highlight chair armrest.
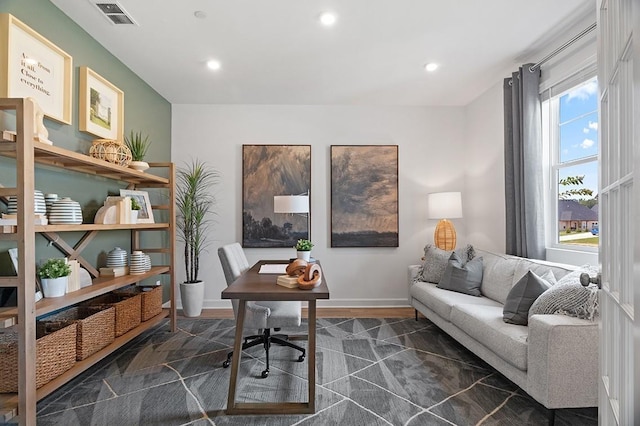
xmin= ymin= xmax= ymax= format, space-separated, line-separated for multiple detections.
xmin=241 ymin=301 xmax=271 ymax=329
xmin=527 ymin=314 xmax=598 ymax=408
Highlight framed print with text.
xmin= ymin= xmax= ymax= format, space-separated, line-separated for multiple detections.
xmin=79 ymin=66 xmax=124 ymax=141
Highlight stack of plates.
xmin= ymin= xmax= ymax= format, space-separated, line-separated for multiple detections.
xmin=130 ymin=251 xmax=148 ymax=275
xmin=106 ymin=247 xmax=128 ymax=268
xmin=7 ymin=190 xmax=46 ymax=215
xmin=45 ymin=193 xmax=58 ymax=215
xmin=49 ymin=197 xmax=83 ymax=224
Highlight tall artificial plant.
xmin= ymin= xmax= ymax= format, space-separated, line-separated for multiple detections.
xmin=176 ymin=159 xmax=219 ymax=283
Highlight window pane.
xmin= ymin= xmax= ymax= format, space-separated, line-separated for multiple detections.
xmin=559 ymin=77 xmax=598 ymax=163
xmin=557 ymin=162 xmax=599 ymax=247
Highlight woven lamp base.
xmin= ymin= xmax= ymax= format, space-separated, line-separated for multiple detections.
xmin=434 ymin=219 xmax=457 ymax=251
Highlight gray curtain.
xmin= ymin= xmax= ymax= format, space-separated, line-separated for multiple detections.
xmin=504 ymin=64 xmax=545 ymax=260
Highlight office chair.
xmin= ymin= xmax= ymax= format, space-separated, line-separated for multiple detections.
xmin=218 ymin=243 xmax=306 ymax=378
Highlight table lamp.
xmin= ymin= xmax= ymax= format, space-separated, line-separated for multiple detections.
xmin=427 ymin=191 xmax=462 ymax=250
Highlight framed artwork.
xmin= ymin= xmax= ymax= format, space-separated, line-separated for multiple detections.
xmin=242 ymin=145 xmax=311 ymax=248
xmin=119 ymin=189 xmax=154 ymax=223
xmin=79 ymin=66 xmax=124 ymax=141
xmin=331 ymin=145 xmax=399 ymax=247
xmin=0 ymin=13 xmax=73 ymax=124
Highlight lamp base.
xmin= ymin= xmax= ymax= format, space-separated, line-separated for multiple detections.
xmin=434 ymin=219 xmax=456 ymax=251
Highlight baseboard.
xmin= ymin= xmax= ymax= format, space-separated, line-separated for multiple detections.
xmin=165 ymin=298 xmax=412 ymax=309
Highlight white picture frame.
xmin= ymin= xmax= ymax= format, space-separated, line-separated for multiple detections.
xmin=119 ymin=189 xmax=154 ymax=223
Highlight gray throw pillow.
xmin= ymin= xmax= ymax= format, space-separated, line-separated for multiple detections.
xmin=529 ymin=267 xmax=599 ymax=321
xmin=503 ymin=270 xmax=553 ymax=325
xmin=418 ymin=244 xmax=475 ymax=283
xmin=437 ymin=252 xmax=483 ymax=296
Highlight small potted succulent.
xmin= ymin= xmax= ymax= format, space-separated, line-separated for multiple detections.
xmin=130 ymin=197 xmax=141 ymax=223
xmin=295 ymin=238 xmax=313 ymax=261
xmin=124 ymin=130 xmax=152 ymax=172
xmin=38 ymin=258 xmax=71 ymax=298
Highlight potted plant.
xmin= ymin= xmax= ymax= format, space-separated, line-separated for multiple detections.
xmin=130 ymin=197 xmax=141 ymax=223
xmin=295 ymin=238 xmax=313 ymax=261
xmin=38 ymin=258 xmax=71 ymax=298
xmin=176 ymin=159 xmax=220 ymax=317
xmin=124 ymin=130 xmax=152 ymax=172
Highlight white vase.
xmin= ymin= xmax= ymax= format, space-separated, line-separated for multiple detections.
xmin=130 ymin=209 xmax=139 ymax=224
xmin=180 ymin=281 xmax=204 ymax=317
xmin=297 ymin=251 xmax=311 ymax=262
xmin=129 ymin=161 xmax=149 ymax=172
xmin=41 ymin=276 xmax=68 ymax=298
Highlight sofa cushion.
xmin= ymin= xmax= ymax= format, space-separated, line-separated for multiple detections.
xmin=503 ymin=270 xmax=554 ymax=325
xmin=451 ymin=303 xmax=529 ymax=370
xmin=410 ymin=281 xmax=501 ymax=321
xmin=512 ymin=257 xmax=575 ymax=288
xmin=437 ymin=253 xmax=483 ymax=296
xmin=418 ymin=244 xmax=475 ymax=283
xmin=476 ymin=250 xmax=520 ymax=304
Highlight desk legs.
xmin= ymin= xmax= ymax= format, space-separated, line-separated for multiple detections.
xmin=225 ymin=300 xmax=317 ymax=415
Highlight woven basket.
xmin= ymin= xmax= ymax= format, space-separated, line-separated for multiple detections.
xmin=85 ymin=293 xmax=142 ymax=337
xmin=37 ymin=306 xmax=115 ymax=360
xmin=114 ymin=285 xmax=162 ymax=321
xmin=0 ymin=323 xmax=77 ymax=392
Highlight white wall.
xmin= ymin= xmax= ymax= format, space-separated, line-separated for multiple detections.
xmin=172 ymin=105 xmax=469 ymax=308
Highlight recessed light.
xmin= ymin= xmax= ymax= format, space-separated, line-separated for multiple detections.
xmin=424 ymin=63 xmax=439 ymax=72
xmin=206 ymin=59 xmax=221 ymax=71
xmin=319 ymin=12 xmax=337 ymax=26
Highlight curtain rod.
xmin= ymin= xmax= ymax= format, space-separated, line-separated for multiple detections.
xmin=529 ymin=22 xmax=597 ymax=72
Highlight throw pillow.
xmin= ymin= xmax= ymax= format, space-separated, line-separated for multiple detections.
xmin=437 ymin=252 xmax=483 ymax=296
xmin=529 ymin=267 xmax=599 ymax=321
xmin=503 ymin=270 xmax=554 ymax=325
xmin=418 ymin=244 xmax=475 ymax=283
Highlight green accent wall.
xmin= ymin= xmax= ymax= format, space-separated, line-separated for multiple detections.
xmin=0 ymin=0 xmax=172 ymax=291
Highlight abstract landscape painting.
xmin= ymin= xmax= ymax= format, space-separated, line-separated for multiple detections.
xmin=331 ymin=145 xmax=398 ymax=247
xmin=243 ymin=145 xmax=311 ymax=248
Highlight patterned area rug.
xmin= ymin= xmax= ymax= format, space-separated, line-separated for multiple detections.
xmin=32 ymin=318 xmax=597 ymax=425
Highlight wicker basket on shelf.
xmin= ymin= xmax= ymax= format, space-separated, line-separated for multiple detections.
xmin=37 ymin=306 xmax=115 ymax=360
xmin=114 ymin=285 xmax=162 ymax=322
xmin=83 ymin=293 xmax=142 ymax=337
xmin=89 ymin=139 xmax=132 ymax=167
xmin=0 ymin=323 xmax=77 ymax=393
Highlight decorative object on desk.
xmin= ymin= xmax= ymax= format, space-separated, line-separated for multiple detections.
xmin=295 ymin=238 xmax=313 ymax=261
xmin=0 ymin=14 xmax=73 ymax=124
xmin=48 ymin=197 xmax=82 ymax=224
xmin=297 ymin=263 xmax=322 ymax=290
xmin=106 ymin=247 xmax=127 ymax=268
xmin=79 ymin=66 xmax=124 ymax=141
xmin=242 ymin=144 xmax=311 ymax=248
xmin=124 ymin=130 xmax=151 ymax=171
xmin=89 ymin=138 xmax=132 ymax=166
xmin=38 ymin=258 xmax=71 ymax=298
xmin=330 ymin=145 xmax=398 ymax=247
xmin=130 ymin=196 xmax=141 ymax=223
xmin=427 ymin=191 xmax=463 ymax=250
xmin=176 ymin=159 xmax=220 ymax=317
xmin=286 ymin=258 xmax=308 ymax=277
xmin=119 ymin=189 xmax=154 ymax=223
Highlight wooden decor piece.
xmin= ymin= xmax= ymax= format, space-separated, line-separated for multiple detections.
xmin=434 ymin=219 xmax=457 ymax=251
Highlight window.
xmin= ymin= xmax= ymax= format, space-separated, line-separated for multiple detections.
xmin=542 ymin=76 xmax=599 ymax=251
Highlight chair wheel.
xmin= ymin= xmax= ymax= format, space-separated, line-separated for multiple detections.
xmin=298 ymin=355 xmax=305 ymax=362
xmin=222 ymin=360 xmax=230 ymax=368
xmin=261 ymin=369 xmax=269 ymax=378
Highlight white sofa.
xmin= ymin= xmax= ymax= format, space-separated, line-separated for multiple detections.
xmin=408 ymin=249 xmax=598 ymax=415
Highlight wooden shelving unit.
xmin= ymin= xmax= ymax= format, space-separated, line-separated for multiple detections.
xmin=0 ymin=98 xmax=176 ymax=425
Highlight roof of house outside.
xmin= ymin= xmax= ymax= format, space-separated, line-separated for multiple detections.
xmin=559 ymin=200 xmax=599 ymax=221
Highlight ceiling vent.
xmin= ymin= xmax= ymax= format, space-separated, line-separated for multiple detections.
xmin=94 ymin=2 xmax=138 ymax=25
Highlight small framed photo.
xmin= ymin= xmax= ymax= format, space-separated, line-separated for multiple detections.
xmin=79 ymin=66 xmax=124 ymax=141
xmin=119 ymin=189 xmax=154 ymax=223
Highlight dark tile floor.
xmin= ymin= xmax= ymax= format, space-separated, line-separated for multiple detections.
xmin=29 ymin=317 xmax=597 ymax=425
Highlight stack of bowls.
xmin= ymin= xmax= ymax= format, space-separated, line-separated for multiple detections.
xmin=44 ymin=193 xmax=58 ymax=215
xmin=130 ymin=251 xmax=148 ymax=275
xmin=7 ymin=190 xmax=46 ymax=215
xmin=48 ymin=197 xmax=83 ymax=224
xmin=106 ymin=247 xmax=128 ymax=268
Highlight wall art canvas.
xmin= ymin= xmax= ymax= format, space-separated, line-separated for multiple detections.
xmin=243 ymin=145 xmax=311 ymax=248
xmin=331 ymin=145 xmax=398 ymax=247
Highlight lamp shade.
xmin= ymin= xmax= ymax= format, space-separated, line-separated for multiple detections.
xmin=427 ymin=192 xmax=463 ymax=219
xmin=274 ymin=195 xmax=309 ymax=214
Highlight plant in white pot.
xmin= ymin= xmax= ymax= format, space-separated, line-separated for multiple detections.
xmin=295 ymin=238 xmax=313 ymax=261
xmin=130 ymin=197 xmax=141 ymax=224
xmin=38 ymin=258 xmax=71 ymax=298
xmin=176 ymin=159 xmax=219 ymax=317
xmin=124 ymin=130 xmax=151 ymax=172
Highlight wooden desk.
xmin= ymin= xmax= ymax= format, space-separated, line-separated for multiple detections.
xmin=221 ymin=260 xmax=330 ymax=415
